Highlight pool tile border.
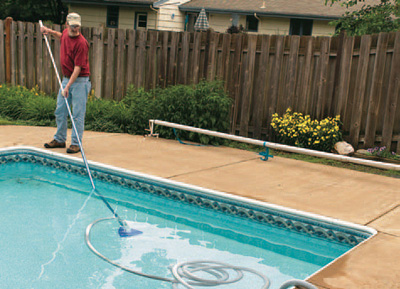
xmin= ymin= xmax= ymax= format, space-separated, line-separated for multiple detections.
xmin=0 ymin=149 xmax=373 ymax=246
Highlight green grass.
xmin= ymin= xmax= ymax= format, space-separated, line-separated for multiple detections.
xmin=0 ymin=116 xmax=34 ymax=126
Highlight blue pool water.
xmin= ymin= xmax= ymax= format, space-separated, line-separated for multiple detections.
xmin=0 ymin=151 xmax=367 ymax=289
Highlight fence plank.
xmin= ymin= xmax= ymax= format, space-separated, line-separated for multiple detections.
xmin=297 ymin=36 xmax=313 ymax=114
xmin=239 ymin=35 xmax=257 ymax=137
xmin=26 ymin=23 xmax=34 ymax=88
xmin=349 ymin=34 xmax=372 ymax=147
xmin=223 ymin=34 xmax=232 ymax=91
xmin=333 ymin=35 xmax=354 ymax=119
xmin=158 ymin=31 xmax=168 ymax=88
xmin=0 ymin=21 xmax=4 ymax=83
xmin=230 ymin=33 xmax=244 ymax=134
xmin=5 ymin=18 xmax=12 ymax=84
xmin=104 ymin=28 xmax=115 ymax=99
xmin=35 ymin=23 xmax=43 ymax=91
xmin=267 ymin=35 xmax=285 ymax=133
xmin=206 ymin=32 xmax=218 ymax=81
xmin=18 ymin=22 xmax=26 ymax=87
xmin=168 ymin=31 xmax=178 ymax=86
xmin=381 ymin=31 xmax=400 ymax=148
xmin=125 ymin=29 xmax=136 ymax=89
xmin=43 ymin=25 xmax=52 ymax=95
xmin=192 ymin=32 xmax=201 ymax=85
xmin=10 ymin=21 xmax=17 ymax=85
xmin=364 ymin=32 xmax=389 ymax=148
xmin=284 ymin=35 xmax=300 ymax=111
xmin=315 ymin=37 xmax=331 ymax=119
xmin=219 ymin=33 xmax=230 ymax=83
xmin=253 ymin=35 xmax=270 ymax=139
xmin=92 ymin=27 xmax=104 ymax=98
xmin=115 ymin=29 xmax=125 ymax=100
xmin=53 ymin=25 xmax=61 ymax=92
xmin=179 ymin=31 xmax=190 ymax=85
xmin=146 ymin=30 xmax=157 ymax=90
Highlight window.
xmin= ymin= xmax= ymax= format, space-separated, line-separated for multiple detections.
xmin=186 ymin=13 xmax=198 ymax=32
xmin=246 ymin=15 xmax=259 ymax=32
xmin=107 ymin=6 xmax=119 ymax=28
xmin=135 ymin=13 xmax=148 ymax=30
xmin=290 ymin=19 xmax=313 ymax=36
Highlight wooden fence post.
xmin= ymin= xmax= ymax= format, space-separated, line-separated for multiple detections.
xmin=349 ymin=34 xmax=372 ymax=148
xmin=92 ymin=26 xmax=104 ymax=98
xmin=0 ymin=20 xmax=5 ymax=83
xmin=5 ymin=17 xmax=12 ymax=84
xmin=381 ymin=31 xmax=400 ymax=149
xmin=364 ymin=32 xmax=389 ymax=148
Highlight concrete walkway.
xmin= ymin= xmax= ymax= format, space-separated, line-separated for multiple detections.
xmin=1 ymin=125 xmax=399 ymax=289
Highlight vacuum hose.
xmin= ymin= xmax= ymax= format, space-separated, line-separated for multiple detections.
xmin=85 ymin=218 xmax=271 ymax=289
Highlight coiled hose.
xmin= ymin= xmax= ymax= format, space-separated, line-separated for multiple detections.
xmin=85 ymin=217 xmax=270 ymax=289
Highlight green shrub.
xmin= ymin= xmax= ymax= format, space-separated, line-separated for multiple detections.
xmin=0 ymin=85 xmax=56 ymax=126
xmin=154 ymin=81 xmax=231 ymax=144
xmin=122 ymin=86 xmax=155 ymax=134
xmin=0 ymin=81 xmax=231 ymax=144
xmin=271 ymin=108 xmax=343 ymax=152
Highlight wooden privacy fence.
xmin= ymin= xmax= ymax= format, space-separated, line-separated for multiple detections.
xmin=1 ymin=18 xmax=400 ymax=153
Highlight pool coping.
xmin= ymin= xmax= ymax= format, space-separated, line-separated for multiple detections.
xmin=1 ymin=146 xmax=377 ymax=247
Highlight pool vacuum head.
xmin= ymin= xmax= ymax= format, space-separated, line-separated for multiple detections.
xmin=118 ymin=226 xmax=143 ymax=237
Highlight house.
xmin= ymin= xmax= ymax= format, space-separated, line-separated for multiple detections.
xmin=62 ymin=0 xmax=159 ymax=30
xmin=180 ymin=0 xmax=380 ymax=36
xmin=62 ymin=0 xmax=190 ymax=31
xmin=62 ymin=0 xmax=379 ymax=36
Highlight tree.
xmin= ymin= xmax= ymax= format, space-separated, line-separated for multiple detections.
xmin=0 ymin=0 xmax=67 ymax=24
xmin=325 ymin=0 xmax=400 ymax=35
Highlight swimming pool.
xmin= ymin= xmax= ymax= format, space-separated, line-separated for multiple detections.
xmin=0 ymin=147 xmax=375 ymax=289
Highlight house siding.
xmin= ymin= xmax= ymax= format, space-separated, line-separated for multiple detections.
xmin=156 ymin=0 xmax=190 ymax=31
xmin=67 ymin=3 xmax=337 ymax=36
xmin=208 ymin=14 xmax=232 ymax=33
xmin=312 ymin=20 xmax=336 ymax=36
xmin=68 ymin=4 xmax=157 ymax=30
xmin=192 ymin=13 xmax=333 ymax=36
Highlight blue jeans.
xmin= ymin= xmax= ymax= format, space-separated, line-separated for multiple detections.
xmin=54 ymin=77 xmax=91 ymax=146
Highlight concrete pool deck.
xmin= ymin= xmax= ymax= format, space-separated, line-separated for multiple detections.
xmin=1 ymin=125 xmax=399 ymax=289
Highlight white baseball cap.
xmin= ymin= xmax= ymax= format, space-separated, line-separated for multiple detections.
xmin=67 ymin=13 xmax=81 ymax=26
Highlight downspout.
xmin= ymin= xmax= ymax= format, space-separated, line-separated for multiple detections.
xmin=254 ymin=13 xmax=261 ymax=32
xmin=150 ymin=5 xmax=159 ymax=30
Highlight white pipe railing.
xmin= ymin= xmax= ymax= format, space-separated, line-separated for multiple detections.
xmin=148 ymin=120 xmax=400 ymax=171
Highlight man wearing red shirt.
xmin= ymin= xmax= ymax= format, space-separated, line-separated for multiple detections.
xmin=41 ymin=13 xmax=91 ymax=154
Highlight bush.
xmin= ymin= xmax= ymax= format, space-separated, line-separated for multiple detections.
xmin=0 ymin=81 xmax=231 ymax=145
xmin=0 ymin=85 xmax=56 ymax=126
xmin=271 ymin=108 xmax=343 ymax=152
xmin=153 ymin=81 xmax=231 ymax=144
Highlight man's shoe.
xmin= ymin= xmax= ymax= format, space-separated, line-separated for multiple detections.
xmin=44 ymin=139 xmax=66 ymax=148
xmin=66 ymin=145 xmax=80 ymax=154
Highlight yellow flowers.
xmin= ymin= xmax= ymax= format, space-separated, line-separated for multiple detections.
xmin=270 ymin=108 xmax=342 ymax=152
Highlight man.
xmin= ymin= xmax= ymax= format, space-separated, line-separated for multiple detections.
xmin=41 ymin=13 xmax=91 ymax=154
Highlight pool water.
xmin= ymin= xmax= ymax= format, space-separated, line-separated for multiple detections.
xmin=1 ymin=158 xmax=354 ymax=289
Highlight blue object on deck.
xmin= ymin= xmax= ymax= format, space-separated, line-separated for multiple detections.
xmin=118 ymin=226 xmax=143 ymax=237
xmin=173 ymin=128 xmax=204 ymax=146
xmin=259 ymin=143 xmax=274 ymax=161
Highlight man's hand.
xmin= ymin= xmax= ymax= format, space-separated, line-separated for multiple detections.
xmin=40 ymin=26 xmax=49 ymax=35
xmin=62 ymin=86 xmax=70 ymax=98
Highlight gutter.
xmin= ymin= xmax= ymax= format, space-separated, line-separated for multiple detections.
xmin=179 ymin=7 xmax=340 ymax=21
xmin=62 ymin=0 xmax=157 ymax=8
